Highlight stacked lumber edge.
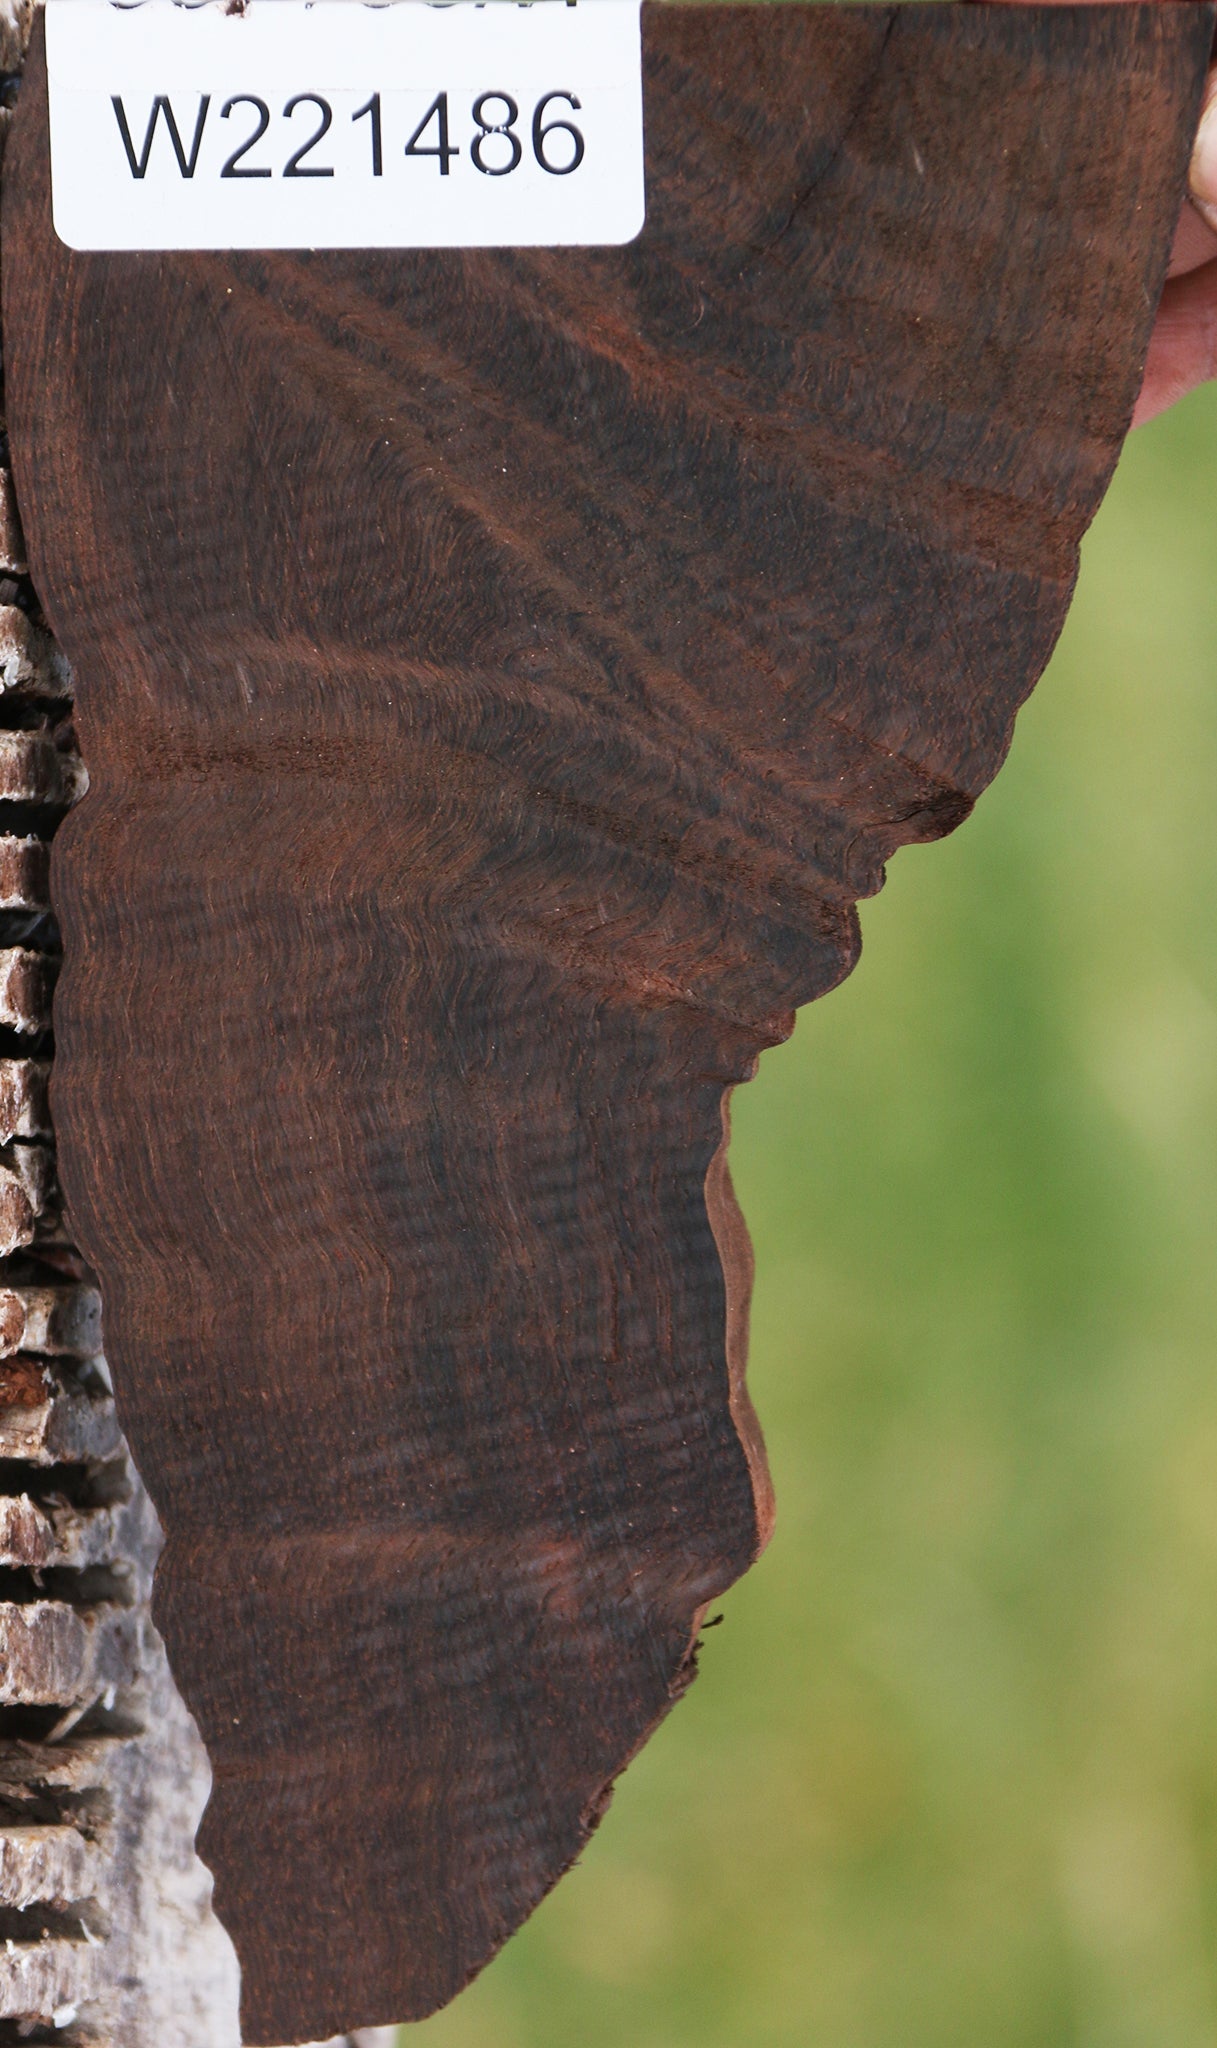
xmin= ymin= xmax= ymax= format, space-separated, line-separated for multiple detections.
xmin=0 ymin=7 xmax=394 ymax=2045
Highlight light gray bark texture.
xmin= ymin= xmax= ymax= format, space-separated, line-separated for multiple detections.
xmin=0 ymin=4 xmax=397 ymax=2040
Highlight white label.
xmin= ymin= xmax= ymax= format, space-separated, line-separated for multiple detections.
xmin=47 ymin=0 xmax=645 ymax=251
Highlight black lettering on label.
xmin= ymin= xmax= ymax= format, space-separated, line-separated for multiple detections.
xmin=112 ymin=94 xmax=211 ymax=179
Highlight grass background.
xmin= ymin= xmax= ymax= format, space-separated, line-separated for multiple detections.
xmin=400 ymin=383 xmax=1217 ymax=2048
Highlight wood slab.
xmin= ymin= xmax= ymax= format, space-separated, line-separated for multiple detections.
xmin=2 ymin=3 xmax=1210 ymax=2038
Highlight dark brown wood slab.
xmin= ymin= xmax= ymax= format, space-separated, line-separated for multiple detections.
xmin=2 ymin=4 xmax=1209 ymax=2037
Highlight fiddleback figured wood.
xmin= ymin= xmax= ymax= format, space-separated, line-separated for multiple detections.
xmin=2 ymin=5 xmax=1210 ymax=2040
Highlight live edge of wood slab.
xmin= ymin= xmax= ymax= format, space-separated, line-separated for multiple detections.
xmin=1 ymin=3 xmax=1209 ymax=2039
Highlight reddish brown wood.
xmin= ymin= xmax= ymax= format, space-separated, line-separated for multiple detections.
xmin=0 ymin=4 xmax=1209 ymax=2038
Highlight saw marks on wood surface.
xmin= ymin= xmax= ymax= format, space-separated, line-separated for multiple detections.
xmin=2 ymin=3 xmax=1211 ymax=2039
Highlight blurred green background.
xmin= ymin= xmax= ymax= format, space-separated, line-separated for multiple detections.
xmin=404 ymin=386 xmax=1217 ymax=2048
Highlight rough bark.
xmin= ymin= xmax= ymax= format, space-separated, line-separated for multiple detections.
xmin=0 ymin=1 xmax=1212 ymax=2041
xmin=0 ymin=6 xmax=294 ymax=2043
xmin=0 ymin=591 xmax=244 ymax=2042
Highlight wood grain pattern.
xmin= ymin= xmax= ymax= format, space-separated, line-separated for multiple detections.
xmin=2 ymin=5 xmax=1210 ymax=2038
